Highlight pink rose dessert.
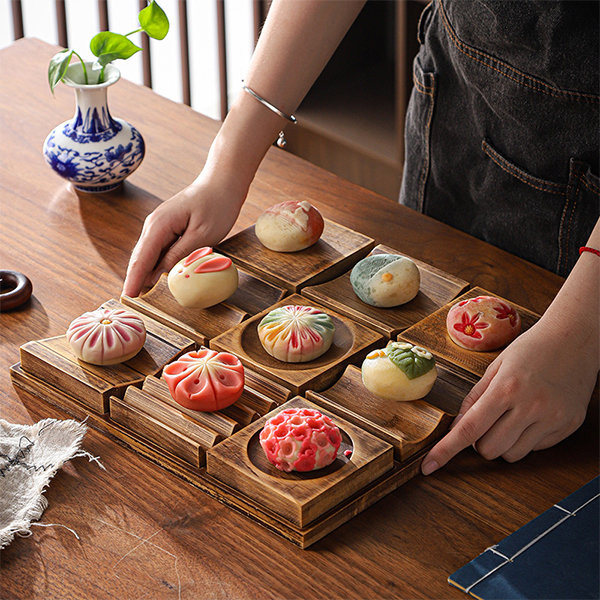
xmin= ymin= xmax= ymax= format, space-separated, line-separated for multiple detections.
xmin=163 ymin=349 xmax=245 ymax=412
xmin=255 ymin=200 xmax=324 ymax=252
xmin=66 ymin=307 xmax=146 ymax=365
xmin=257 ymin=305 xmax=335 ymax=363
xmin=446 ymin=295 xmax=522 ymax=351
xmin=259 ymin=407 xmax=342 ymax=472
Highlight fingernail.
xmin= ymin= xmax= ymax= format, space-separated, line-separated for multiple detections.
xmin=421 ymin=460 xmax=439 ymax=476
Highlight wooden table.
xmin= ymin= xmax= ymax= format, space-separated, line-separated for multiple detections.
xmin=1 ymin=38 xmax=597 ymax=599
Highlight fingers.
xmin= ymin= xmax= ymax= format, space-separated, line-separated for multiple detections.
xmin=473 ymin=409 xmax=535 ymax=460
xmin=421 ymin=392 xmax=508 ymax=475
xmin=150 ymin=234 xmax=205 ymax=287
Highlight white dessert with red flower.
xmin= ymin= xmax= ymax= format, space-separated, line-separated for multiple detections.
xmin=446 ymin=295 xmax=522 ymax=351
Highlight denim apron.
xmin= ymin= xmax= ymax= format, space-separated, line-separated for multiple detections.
xmin=400 ymin=0 xmax=599 ymax=276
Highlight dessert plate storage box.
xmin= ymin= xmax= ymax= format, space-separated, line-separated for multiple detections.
xmin=121 ymin=269 xmax=287 ymax=346
xmin=302 ymin=244 xmax=469 ymax=339
xmin=216 ymin=220 xmax=375 ymax=292
xmin=210 ymin=294 xmax=385 ymax=395
xmin=399 ymin=287 xmax=541 ymax=381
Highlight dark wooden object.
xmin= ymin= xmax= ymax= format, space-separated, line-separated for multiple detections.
xmin=207 ymin=396 xmax=394 ymax=528
xmin=3 ymin=39 xmax=595 ymax=600
xmin=210 ymin=294 xmax=385 ymax=394
xmin=399 ymin=287 xmax=541 ymax=380
xmin=121 ymin=268 xmax=286 ymax=345
xmin=302 ymin=243 xmax=469 ymax=338
xmin=306 ymin=363 xmax=468 ymax=461
xmin=217 ymin=220 xmax=375 ymax=292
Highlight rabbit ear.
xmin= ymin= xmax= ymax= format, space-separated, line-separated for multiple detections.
xmin=193 ymin=256 xmax=233 ymax=273
xmin=183 ymin=247 xmax=213 ymax=267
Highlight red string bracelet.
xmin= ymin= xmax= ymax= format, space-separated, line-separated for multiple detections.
xmin=579 ymin=246 xmax=600 ymax=257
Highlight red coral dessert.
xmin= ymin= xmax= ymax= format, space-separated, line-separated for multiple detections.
xmin=259 ymin=407 xmax=342 ymax=472
xmin=446 ymin=295 xmax=522 ymax=351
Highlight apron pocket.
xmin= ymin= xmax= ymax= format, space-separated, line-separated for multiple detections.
xmin=400 ymin=57 xmax=436 ymax=212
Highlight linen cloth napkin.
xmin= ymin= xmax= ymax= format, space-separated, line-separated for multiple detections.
xmin=0 ymin=417 xmax=91 ymax=549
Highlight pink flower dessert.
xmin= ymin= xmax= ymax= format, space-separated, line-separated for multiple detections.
xmin=163 ymin=349 xmax=245 ymax=412
xmin=168 ymin=247 xmax=238 ymax=308
xmin=255 ymin=200 xmax=324 ymax=252
xmin=66 ymin=307 xmax=146 ymax=365
xmin=259 ymin=407 xmax=342 ymax=472
xmin=446 ymin=295 xmax=522 ymax=351
xmin=257 ymin=305 xmax=335 ymax=363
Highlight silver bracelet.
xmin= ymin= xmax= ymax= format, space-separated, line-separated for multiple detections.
xmin=242 ymin=81 xmax=297 ymax=148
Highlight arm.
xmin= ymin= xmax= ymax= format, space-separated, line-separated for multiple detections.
xmin=123 ymin=0 xmax=366 ymax=296
xmin=422 ymin=218 xmax=600 ymax=475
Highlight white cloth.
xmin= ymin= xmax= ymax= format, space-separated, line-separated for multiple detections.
xmin=0 ymin=418 xmax=89 ymax=549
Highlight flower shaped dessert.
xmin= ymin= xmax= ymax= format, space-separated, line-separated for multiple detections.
xmin=255 ymin=200 xmax=324 ymax=252
xmin=163 ymin=349 xmax=245 ymax=412
xmin=350 ymin=253 xmax=420 ymax=307
xmin=257 ymin=305 xmax=335 ymax=363
xmin=361 ymin=341 xmax=437 ymax=402
xmin=259 ymin=407 xmax=342 ymax=472
xmin=66 ymin=307 xmax=146 ymax=365
xmin=168 ymin=247 xmax=238 ymax=308
xmin=446 ymin=295 xmax=521 ymax=351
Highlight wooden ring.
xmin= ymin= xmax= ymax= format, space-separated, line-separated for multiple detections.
xmin=0 ymin=270 xmax=33 ymax=311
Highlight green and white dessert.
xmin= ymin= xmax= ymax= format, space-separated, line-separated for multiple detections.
xmin=361 ymin=341 xmax=437 ymax=402
xmin=350 ymin=254 xmax=420 ymax=308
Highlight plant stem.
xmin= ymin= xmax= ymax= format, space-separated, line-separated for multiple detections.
xmin=99 ymin=65 xmax=106 ymax=83
xmin=72 ymin=51 xmax=89 ymax=84
xmin=124 ymin=27 xmax=143 ymax=37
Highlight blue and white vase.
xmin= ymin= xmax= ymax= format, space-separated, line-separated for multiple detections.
xmin=43 ymin=62 xmax=145 ymax=193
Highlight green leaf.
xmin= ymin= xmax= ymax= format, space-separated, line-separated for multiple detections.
xmin=48 ymin=49 xmax=73 ymax=93
xmin=90 ymin=32 xmax=142 ymax=68
xmin=139 ymin=1 xmax=170 ymax=40
xmin=385 ymin=342 xmax=435 ymax=380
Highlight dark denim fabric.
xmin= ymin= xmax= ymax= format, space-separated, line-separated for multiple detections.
xmin=400 ymin=0 xmax=599 ymax=276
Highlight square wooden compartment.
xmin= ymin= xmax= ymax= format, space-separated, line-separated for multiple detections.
xmin=12 ymin=299 xmax=195 ymax=414
xmin=399 ymin=287 xmax=541 ymax=380
xmin=206 ymin=396 xmax=394 ymax=527
xmin=121 ymin=268 xmax=287 ymax=346
xmin=210 ymin=294 xmax=385 ymax=395
xmin=302 ymin=244 xmax=469 ymax=338
xmin=216 ymin=219 xmax=375 ymax=292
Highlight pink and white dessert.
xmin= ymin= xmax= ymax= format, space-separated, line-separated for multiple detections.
xmin=255 ymin=200 xmax=324 ymax=252
xmin=168 ymin=247 xmax=238 ymax=308
xmin=66 ymin=307 xmax=146 ymax=365
xmin=163 ymin=349 xmax=245 ymax=412
xmin=257 ymin=305 xmax=335 ymax=363
xmin=259 ymin=407 xmax=342 ymax=472
xmin=446 ymin=295 xmax=522 ymax=352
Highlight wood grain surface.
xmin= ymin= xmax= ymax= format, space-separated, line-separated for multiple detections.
xmin=302 ymin=243 xmax=470 ymax=338
xmin=1 ymin=39 xmax=597 ymax=600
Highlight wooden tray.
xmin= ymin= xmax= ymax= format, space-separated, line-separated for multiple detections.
xmin=206 ymin=396 xmax=394 ymax=527
xmin=216 ymin=220 xmax=375 ymax=292
xmin=121 ymin=269 xmax=287 ymax=346
xmin=210 ymin=294 xmax=385 ymax=395
xmin=301 ymin=244 xmax=469 ymax=339
xmin=399 ymin=287 xmax=541 ymax=380
xmin=307 ymin=364 xmax=469 ymax=461
xmin=16 ymin=299 xmax=195 ymax=414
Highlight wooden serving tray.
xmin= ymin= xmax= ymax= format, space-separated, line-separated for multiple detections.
xmin=306 ymin=364 xmax=468 ymax=461
xmin=121 ymin=269 xmax=287 ymax=346
xmin=210 ymin=294 xmax=385 ymax=395
xmin=216 ymin=220 xmax=375 ymax=292
xmin=16 ymin=299 xmax=195 ymax=414
xmin=399 ymin=287 xmax=541 ymax=380
xmin=207 ymin=396 xmax=394 ymax=528
xmin=302 ymin=244 xmax=469 ymax=339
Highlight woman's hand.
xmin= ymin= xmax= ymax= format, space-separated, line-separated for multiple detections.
xmin=421 ymin=312 xmax=597 ymax=474
xmin=122 ymin=174 xmax=246 ymax=298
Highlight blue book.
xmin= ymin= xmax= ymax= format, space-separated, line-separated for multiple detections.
xmin=448 ymin=476 xmax=599 ymax=599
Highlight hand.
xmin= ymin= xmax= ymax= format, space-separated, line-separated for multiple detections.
xmin=122 ymin=174 xmax=246 ymax=297
xmin=421 ymin=314 xmax=597 ymax=475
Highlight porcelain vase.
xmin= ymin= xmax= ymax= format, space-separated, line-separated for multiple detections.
xmin=43 ymin=62 xmax=145 ymax=192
